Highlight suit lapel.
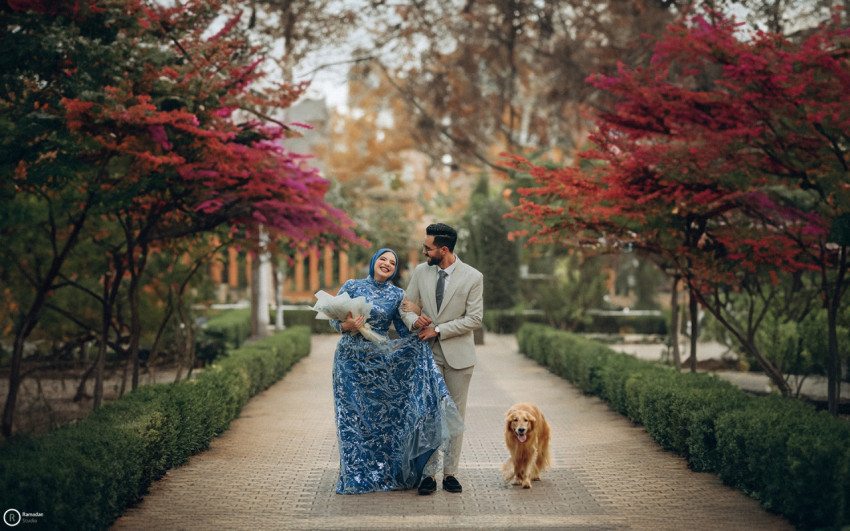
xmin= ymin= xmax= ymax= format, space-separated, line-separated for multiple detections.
xmin=425 ymin=264 xmax=439 ymax=315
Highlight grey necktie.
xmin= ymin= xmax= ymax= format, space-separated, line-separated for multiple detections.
xmin=435 ymin=270 xmax=447 ymax=311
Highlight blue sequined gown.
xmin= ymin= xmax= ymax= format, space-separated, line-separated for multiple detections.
xmin=330 ymin=278 xmax=463 ymax=494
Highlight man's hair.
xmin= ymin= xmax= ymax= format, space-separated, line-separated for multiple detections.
xmin=426 ymin=223 xmax=458 ymax=252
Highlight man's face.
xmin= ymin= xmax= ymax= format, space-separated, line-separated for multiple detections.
xmin=422 ymin=235 xmax=444 ymax=266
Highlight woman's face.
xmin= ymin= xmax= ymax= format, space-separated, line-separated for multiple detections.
xmin=373 ymin=251 xmax=397 ymax=282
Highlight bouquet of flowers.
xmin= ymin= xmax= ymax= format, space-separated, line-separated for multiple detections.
xmin=312 ymin=290 xmax=386 ymax=343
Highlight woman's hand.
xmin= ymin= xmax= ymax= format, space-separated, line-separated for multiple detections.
xmin=341 ymin=311 xmax=365 ymax=333
xmin=401 ymin=298 xmax=421 ymax=316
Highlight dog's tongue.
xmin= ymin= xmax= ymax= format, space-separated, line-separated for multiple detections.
xmin=516 ymin=433 xmax=527 ymax=443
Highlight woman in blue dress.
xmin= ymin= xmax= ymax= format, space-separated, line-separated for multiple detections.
xmin=329 ymin=248 xmax=464 ymax=494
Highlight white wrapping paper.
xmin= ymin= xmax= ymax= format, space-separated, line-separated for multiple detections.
xmin=312 ymin=290 xmax=386 ymax=343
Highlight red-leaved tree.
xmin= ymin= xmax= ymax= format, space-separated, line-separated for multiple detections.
xmin=509 ymin=10 xmax=850 ymax=408
xmin=1 ymin=0 xmax=362 ymax=437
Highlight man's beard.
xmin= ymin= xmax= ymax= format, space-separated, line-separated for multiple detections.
xmin=427 ymin=255 xmax=440 ymax=266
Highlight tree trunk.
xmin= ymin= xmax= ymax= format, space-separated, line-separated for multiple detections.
xmin=3 ymin=284 xmax=72 ymax=436
xmin=826 ymin=245 xmax=848 ymax=415
xmin=129 ymin=268 xmax=143 ymax=391
xmin=173 ymin=292 xmax=196 ymax=381
xmin=1 ymin=195 xmax=91 ymax=438
xmin=73 ymin=356 xmax=98 ymax=402
xmin=689 ymin=288 xmax=698 ymax=373
xmin=173 ymin=323 xmax=185 ymax=383
xmin=119 ymin=355 xmax=129 ymax=398
xmin=251 ymin=256 xmax=270 ymax=338
xmin=94 ymin=274 xmax=111 ymax=410
xmin=182 ymin=292 xmax=197 ymax=378
xmin=145 ymin=293 xmax=175 ymax=375
xmin=170 ymin=251 xmax=212 ymax=381
xmin=742 ymin=340 xmax=791 ymax=395
xmin=827 ymin=302 xmax=840 ymax=415
xmin=670 ymin=275 xmax=682 ymax=371
xmin=93 ymin=332 xmax=106 ymax=410
xmin=274 ymin=263 xmax=286 ymax=331
xmin=147 ymin=248 xmax=210 ymax=374
xmin=693 ymin=288 xmax=792 ymax=396
xmin=251 ymin=228 xmax=271 ymax=339
xmin=2 ymin=334 xmax=28 ymax=438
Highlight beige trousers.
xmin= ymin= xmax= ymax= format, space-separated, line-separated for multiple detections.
xmin=423 ymin=340 xmax=473 ymax=477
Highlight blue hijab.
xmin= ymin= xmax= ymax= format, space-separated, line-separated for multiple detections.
xmin=369 ymin=248 xmax=400 ymax=282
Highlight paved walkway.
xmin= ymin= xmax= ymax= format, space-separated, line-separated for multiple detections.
xmin=113 ymin=334 xmax=792 ymax=530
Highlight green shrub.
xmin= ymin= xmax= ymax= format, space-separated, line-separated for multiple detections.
xmin=0 ymin=326 xmax=311 ymax=530
xmin=508 ymin=309 xmax=667 ymax=335
xmin=195 ymin=333 xmax=229 ymax=365
xmin=633 ymin=371 xmax=748 ymax=459
xmin=484 ymin=309 xmax=547 ymax=334
xmin=715 ymin=396 xmax=850 ymax=528
xmin=582 ymin=312 xmax=668 ymax=335
xmin=682 ymin=386 xmax=751 ymax=473
xmin=202 ymin=308 xmax=253 ymax=349
xmin=517 ymin=322 xmax=850 ymax=528
xmin=597 ymin=351 xmax=659 ymax=417
xmin=272 ymin=308 xmax=337 ymax=334
xmin=197 ymin=307 xmax=326 ymax=365
xmin=519 ymin=323 xmax=606 ymax=393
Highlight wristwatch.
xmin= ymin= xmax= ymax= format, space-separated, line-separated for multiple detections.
xmin=434 ymin=325 xmax=441 ymax=338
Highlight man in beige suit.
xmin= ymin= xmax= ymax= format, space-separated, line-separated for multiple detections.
xmin=401 ymin=223 xmax=484 ymax=495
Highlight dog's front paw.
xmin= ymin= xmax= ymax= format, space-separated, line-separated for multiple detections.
xmin=522 ymin=479 xmax=532 ymax=489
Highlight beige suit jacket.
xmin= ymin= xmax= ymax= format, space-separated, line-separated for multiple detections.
xmin=401 ymin=257 xmax=484 ymax=369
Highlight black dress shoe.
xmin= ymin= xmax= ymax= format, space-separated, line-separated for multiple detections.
xmin=442 ymin=475 xmax=462 ymax=493
xmin=418 ymin=476 xmax=437 ymax=495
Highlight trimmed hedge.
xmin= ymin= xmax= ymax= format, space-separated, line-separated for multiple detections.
xmin=274 ymin=308 xmax=337 ymax=334
xmin=203 ymin=307 xmax=335 ymax=340
xmin=584 ymin=312 xmax=668 ymax=335
xmin=714 ymin=396 xmax=850 ymax=527
xmin=483 ymin=309 xmax=548 ymax=334
xmin=0 ymin=326 xmax=311 ymax=531
xmin=517 ymin=322 xmax=850 ymax=529
xmin=483 ymin=309 xmax=667 ymax=335
xmin=202 ymin=308 xmax=253 ymax=348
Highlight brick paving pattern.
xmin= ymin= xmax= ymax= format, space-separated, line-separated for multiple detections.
xmin=113 ymin=334 xmax=792 ymax=530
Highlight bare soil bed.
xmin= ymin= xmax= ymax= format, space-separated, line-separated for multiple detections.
xmin=0 ymin=363 xmax=186 ymax=437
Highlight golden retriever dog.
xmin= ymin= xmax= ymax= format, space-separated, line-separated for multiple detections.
xmin=501 ymin=402 xmax=551 ymax=489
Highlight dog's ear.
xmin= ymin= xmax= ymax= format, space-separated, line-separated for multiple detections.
xmin=526 ymin=411 xmax=537 ymax=426
xmin=505 ymin=408 xmax=517 ymax=428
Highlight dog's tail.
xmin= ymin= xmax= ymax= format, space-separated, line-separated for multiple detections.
xmin=501 ymin=458 xmax=515 ymax=483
